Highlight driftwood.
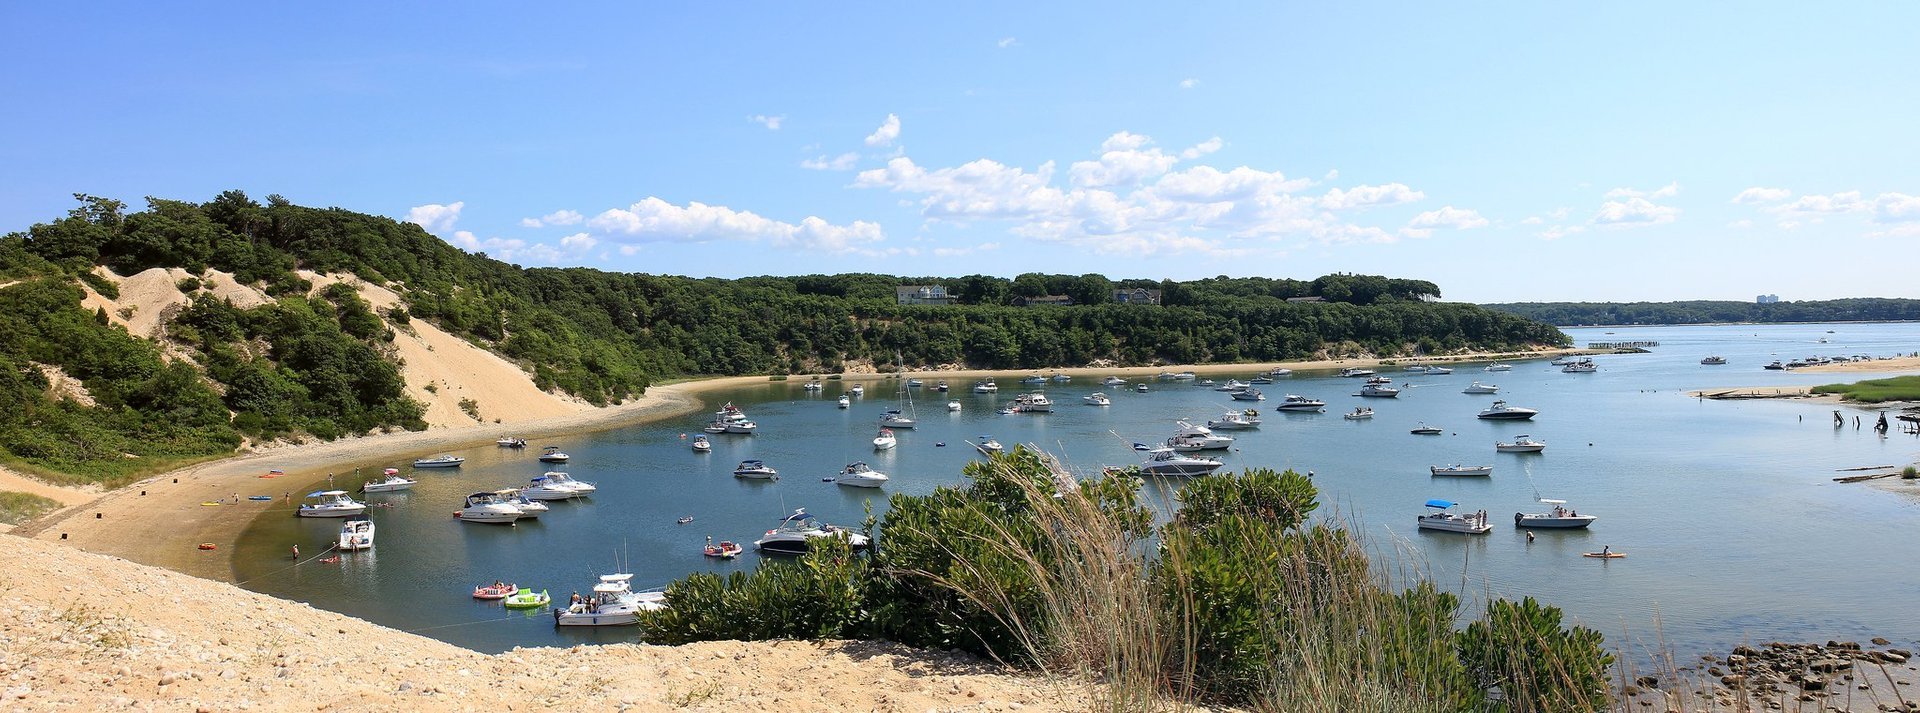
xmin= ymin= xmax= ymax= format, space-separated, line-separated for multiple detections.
xmin=1835 ymin=465 xmax=1897 ymax=472
xmin=1833 ymin=472 xmax=1900 ymax=483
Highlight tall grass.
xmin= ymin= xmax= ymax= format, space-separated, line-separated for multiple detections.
xmin=0 ymin=490 xmax=62 ymax=525
xmin=1811 ymin=375 xmax=1920 ymax=402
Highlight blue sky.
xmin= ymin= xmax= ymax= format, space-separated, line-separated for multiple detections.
xmin=2 ymin=3 xmax=1916 ymax=302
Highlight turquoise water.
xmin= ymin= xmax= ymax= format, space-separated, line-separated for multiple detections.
xmin=234 ymin=322 xmax=1920 ymax=654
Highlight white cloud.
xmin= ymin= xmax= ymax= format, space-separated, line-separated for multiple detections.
xmin=1539 ymin=225 xmax=1588 ymax=240
xmin=1867 ymin=223 xmax=1920 ymax=239
xmin=1731 ymin=187 xmax=1791 ymax=204
xmin=864 ymin=114 xmax=901 ymax=147
xmin=559 ymin=232 xmax=597 ymax=251
xmin=1874 ymin=192 xmax=1920 ymax=223
xmin=1774 ymin=191 xmax=1867 ymax=216
xmin=1069 ymin=132 xmax=1180 ymax=188
xmin=586 ymin=197 xmax=884 ymax=254
xmin=519 ymin=209 xmax=584 ymax=228
xmin=1179 ymin=78 xmax=1199 ymax=89
xmin=1592 ymin=196 xmax=1680 ymax=227
xmin=445 ymin=230 xmax=570 ymax=264
xmin=748 ymin=114 xmax=785 ymax=130
xmin=801 ymin=152 xmax=860 ymax=171
xmin=997 ymin=37 xmax=1017 ymax=48
xmin=1407 ymin=206 xmax=1488 ymax=231
xmin=1604 ymin=182 xmax=1680 ymax=200
xmin=1319 ymin=183 xmax=1424 ymax=210
xmin=406 ymin=201 xmax=464 ymax=235
xmin=1180 ymin=137 xmax=1222 ymax=160
xmin=1519 ymin=216 xmax=1544 ymax=225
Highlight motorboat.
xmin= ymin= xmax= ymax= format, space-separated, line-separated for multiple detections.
xmin=1462 ymin=382 xmax=1500 ymax=394
xmin=701 ymin=419 xmax=729 ymax=434
xmin=1484 ymin=362 xmax=1512 ymax=372
xmin=703 ymin=537 xmax=744 ymax=559
xmin=1267 ymin=368 xmax=1292 ymax=377
xmin=1560 ymin=359 xmax=1598 ymax=373
xmin=456 ymin=491 xmax=523 ymax=524
xmin=1103 ymin=376 xmax=1127 ymax=387
xmin=947 ymin=400 xmax=962 ymax=411
xmin=1417 ymin=500 xmax=1492 ymax=534
xmin=722 ymin=419 xmax=757 ymax=434
xmin=412 ymin=455 xmax=465 ymax=469
xmin=1366 ymin=375 xmax=1393 ymax=384
xmin=1156 ymin=371 xmax=1176 ymax=381
xmin=906 ymin=378 xmax=924 ymax=388
xmin=496 ymin=489 xmax=549 ymax=517
xmin=553 ymin=573 xmax=667 ymax=626
xmin=1214 ymin=379 xmax=1250 ymax=392
xmin=1170 ymin=371 xmax=1197 ymax=381
xmin=337 ymin=516 xmax=375 ymax=551
xmin=1164 ymin=420 xmax=1234 ymax=451
xmin=879 ymin=409 xmax=917 ymax=428
xmin=361 ymin=468 xmax=416 ymax=493
xmin=1405 ymin=365 xmax=1431 ymax=372
xmin=539 ymin=471 xmax=596 ymax=494
xmin=834 ymin=461 xmax=889 ymax=488
xmin=1429 ymin=464 xmax=1493 ymax=477
xmin=754 ymin=510 xmax=871 ymax=555
xmin=1198 ymin=379 xmax=1215 ymax=387
xmin=802 ymin=380 xmax=824 ymax=391
xmin=538 ymin=446 xmax=570 ymax=463
xmin=1052 ymin=374 xmax=1072 ymax=383
xmin=473 ymin=582 xmax=518 ymax=600
xmin=1139 ymin=448 xmax=1225 ymax=477
xmin=1021 ymin=374 xmax=1048 ymax=385
xmin=998 ymin=407 xmax=1018 ymax=415
xmin=849 ymin=385 xmax=865 ymax=396
xmin=1700 ymin=356 xmax=1727 ymax=365
xmin=1410 ymin=424 xmax=1443 ymax=435
xmin=1763 ymin=360 xmax=1786 ymax=370
xmin=1495 ymin=435 xmax=1546 ymax=453
xmin=1084 ymin=392 xmax=1112 ymax=406
xmin=1249 ymin=376 xmax=1274 ymax=384
xmin=1275 ymin=394 xmax=1326 ymax=412
xmin=496 ymin=437 xmax=527 ymax=448
xmin=523 ymin=475 xmax=581 ymax=500
xmin=715 ymin=403 xmax=749 ymax=422
xmin=690 ymin=435 xmax=712 ymax=452
xmin=504 ymin=589 xmax=551 ymax=609
xmin=297 ymin=490 xmax=366 ymax=518
xmin=1358 ymin=383 xmax=1400 ymax=398
xmin=973 ymin=380 xmax=999 ymax=393
xmin=1134 ymin=384 xmax=1149 ymax=392
xmin=934 ymin=380 xmax=949 ymax=392
xmin=732 ymin=460 xmax=779 ymax=479
xmin=972 ymin=436 xmax=1003 ymax=454
xmin=1338 ymin=368 xmax=1376 ymax=378
xmin=837 ymin=394 xmax=851 ymax=408
xmin=1424 ymin=366 xmax=1452 ymax=375
xmin=1013 ymin=393 xmax=1053 ymax=413
xmin=1549 ymin=356 xmax=1578 ymax=366
xmin=872 ymin=428 xmax=897 ymax=451
xmin=1343 ymin=406 xmax=1374 ymax=420
xmin=1514 ymin=499 xmax=1596 ymax=529
xmin=1230 ymin=387 xmax=1265 ymax=401
xmin=1476 ymin=400 xmax=1537 ymax=420
xmin=1206 ymin=409 xmax=1261 ymax=430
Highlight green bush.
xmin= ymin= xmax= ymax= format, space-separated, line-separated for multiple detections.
xmin=76 ymin=270 xmax=117 ymax=299
xmin=639 ymin=537 xmax=868 ymax=643
xmin=1457 ymin=597 xmax=1613 ymax=712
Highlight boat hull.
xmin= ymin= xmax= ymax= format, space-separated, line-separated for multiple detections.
xmin=1516 ymin=515 xmax=1596 ymax=528
xmin=1477 ymin=413 xmax=1536 ymax=420
xmin=1430 ymin=466 xmax=1493 ymax=476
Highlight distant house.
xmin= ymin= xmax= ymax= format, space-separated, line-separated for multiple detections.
xmin=1285 ymin=296 xmax=1327 ymax=303
xmin=1112 ymin=288 xmax=1162 ymax=305
xmin=896 ymin=285 xmax=959 ymax=305
xmin=1012 ymin=294 xmax=1075 ymax=307
xmin=1755 ymin=294 xmax=1781 ymax=304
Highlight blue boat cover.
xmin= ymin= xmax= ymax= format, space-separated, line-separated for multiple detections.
xmin=1424 ymin=499 xmax=1456 ymax=509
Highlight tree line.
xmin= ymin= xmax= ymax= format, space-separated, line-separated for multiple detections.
xmin=1485 ymin=299 xmax=1920 ymax=326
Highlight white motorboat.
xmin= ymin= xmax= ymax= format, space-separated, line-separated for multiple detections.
xmin=455 ymin=491 xmax=523 ymax=524
xmin=1102 ymin=376 xmax=1126 ymax=387
xmin=1410 ymin=424 xmax=1444 ymax=435
xmin=412 ymin=455 xmax=465 ymax=469
xmin=1429 ymin=464 xmax=1493 ymax=477
xmin=947 ymin=400 xmax=962 ymax=411
xmin=1484 ymin=362 xmax=1512 ymax=372
xmin=849 ymin=385 xmax=865 ymax=396
xmin=1021 ymin=374 xmax=1047 ymax=385
xmin=802 ymin=380 xmax=824 ymax=391
xmin=834 ymin=461 xmax=889 ymax=488
xmin=973 ymin=380 xmax=999 ymax=393
xmin=1495 ymin=435 xmax=1546 ymax=453
xmin=690 ymin=435 xmax=712 ymax=452
xmin=1013 ymin=393 xmax=1053 ymax=413
xmin=715 ymin=403 xmax=749 ymax=423
xmin=1164 ymin=421 xmax=1234 ymax=452
xmin=907 ymin=378 xmax=923 ymax=387
xmin=1343 ymin=406 xmax=1374 ymax=420
xmin=1417 ymin=500 xmax=1491 ymax=534
xmin=1140 ymin=448 xmax=1225 ymax=477
xmin=879 ymin=409 xmax=917 ymax=429
xmin=723 ymin=419 xmax=757 ymax=434
xmin=1513 ymin=499 xmax=1597 ymax=529
xmin=1275 ymin=394 xmax=1327 ymax=412
xmin=361 ymin=468 xmax=416 ymax=493
xmin=732 ymin=459 xmax=779 ymax=479
xmin=1700 ymin=356 xmax=1727 ymax=365
xmin=1462 ymin=381 xmax=1500 ymax=394
xmin=538 ymin=446 xmax=570 ymax=463
xmin=297 ymin=490 xmax=366 ymax=518
xmin=701 ymin=419 xmax=729 ymax=434
xmin=1249 ymin=376 xmax=1273 ymax=384
xmin=541 ymin=471 xmax=596 ymax=494
xmin=1406 ymin=365 xmax=1431 ymax=372
xmin=1763 ymin=360 xmax=1787 ymax=370
xmin=1134 ymin=384 xmax=1149 ymax=392
xmin=1170 ymin=371 xmax=1197 ymax=381
xmin=1358 ymin=383 xmax=1400 ymax=398
xmin=336 ymin=516 xmax=375 ymax=551
xmin=753 ymin=510 xmax=872 ymax=555
xmin=1214 ymin=379 xmax=1250 ymax=392
xmin=1267 ymin=367 xmax=1292 ymax=377
xmin=552 ymin=574 xmax=667 ymax=626
xmin=1206 ymin=409 xmax=1261 ymax=430
xmin=1550 ymin=356 xmax=1578 ymax=366
xmin=1052 ymin=374 xmax=1072 ymax=382
xmin=837 ymin=394 xmax=851 ymax=408
xmin=496 ymin=437 xmax=527 ymax=448
xmin=1084 ymin=392 xmax=1112 ymax=406
xmin=496 ymin=488 xmax=548 ymax=517
xmin=522 ymin=475 xmax=581 ymax=500
xmin=872 ymin=428 xmax=897 ymax=451
xmin=1424 ymin=366 xmax=1452 ymax=375
xmin=1477 ymin=400 xmax=1538 ymax=420
xmin=1338 ymin=368 xmax=1376 ymax=378
xmin=1230 ymin=387 xmax=1266 ymax=401
xmin=972 ymin=436 xmax=1003 ymax=454
xmin=1560 ymin=359 xmax=1597 ymax=373
xmin=934 ymin=380 xmax=949 ymax=392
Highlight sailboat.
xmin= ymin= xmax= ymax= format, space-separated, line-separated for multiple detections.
xmin=879 ymin=352 xmax=918 ymax=428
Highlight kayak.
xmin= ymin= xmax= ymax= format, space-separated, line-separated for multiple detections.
xmin=1582 ymin=552 xmax=1626 ymax=559
xmin=472 ymin=583 xmax=518 ymax=599
xmin=503 ymin=589 xmax=550 ymax=609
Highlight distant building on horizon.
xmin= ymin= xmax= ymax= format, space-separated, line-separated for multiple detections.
xmin=1012 ymin=294 xmax=1075 ymax=307
xmin=896 ymin=284 xmax=959 ymax=306
xmin=1112 ymin=287 xmax=1162 ymax=304
xmin=1756 ymin=294 xmax=1781 ymax=304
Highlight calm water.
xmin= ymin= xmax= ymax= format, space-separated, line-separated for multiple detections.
xmin=235 ymin=322 xmax=1920 ymax=654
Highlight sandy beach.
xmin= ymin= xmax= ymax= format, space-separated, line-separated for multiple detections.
xmin=1790 ymin=355 xmax=1920 ymax=374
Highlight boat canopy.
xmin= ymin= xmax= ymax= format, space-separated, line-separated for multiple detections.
xmin=1424 ymin=499 xmax=1456 ymax=509
xmin=1538 ymin=498 xmax=1567 ymax=504
xmin=779 ymin=510 xmax=812 ymax=522
xmin=599 ymin=573 xmax=634 ymax=582
xmin=308 ymin=490 xmax=347 ymax=497
xmin=738 ymin=460 xmax=763 ymax=467
xmin=383 ymin=468 xmax=399 ymax=475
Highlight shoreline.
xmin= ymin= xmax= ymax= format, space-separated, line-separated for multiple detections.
xmin=12 ymin=346 xmax=1595 ymax=581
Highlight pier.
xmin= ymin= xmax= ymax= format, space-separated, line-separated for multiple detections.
xmin=1587 ymin=341 xmax=1659 ymax=349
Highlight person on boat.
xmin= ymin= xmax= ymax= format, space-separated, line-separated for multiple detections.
xmin=1601 ymin=545 xmax=1611 ymax=556
xmin=570 ymin=591 xmax=581 ymax=606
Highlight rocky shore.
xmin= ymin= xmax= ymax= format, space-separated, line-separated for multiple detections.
xmin=1630 ymin=640 xmax=1920 ymax=712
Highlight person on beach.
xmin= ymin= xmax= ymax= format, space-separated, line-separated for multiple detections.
xmin=291 ymin=544 xmax=300 ymax=560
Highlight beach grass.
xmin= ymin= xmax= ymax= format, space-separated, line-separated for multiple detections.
xmin=0 ymin=490 xmax=62 ymax=525
xmin=1811 ymin=375 xmax=1920 ymax=403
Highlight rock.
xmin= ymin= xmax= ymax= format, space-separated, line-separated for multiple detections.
xmin=1873 ymin=637 xmax=1891 ymax=646
xmin=1636 ymin=675 xmax=1659 ymax=688
xmin=1875 ymin=651 xmax=1910 ymax=664
xmin=1801 ymin=678 xmax=1827 ymax=691
xmin=1721 ymin=674 xmax=1747 ymax=686
xmin=1809 ymin=659 xmax=1853 ymax=673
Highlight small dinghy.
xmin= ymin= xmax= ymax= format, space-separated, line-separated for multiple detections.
xmin=703 ymin=536 xmax=744 ymax=559
xmin=473 ymin=582 xmax=518 ymax=600
xmin=1582 ymin=551 xmax=1626 ymax=559
xmin=504 ymin=589 xmax=551 ymax=609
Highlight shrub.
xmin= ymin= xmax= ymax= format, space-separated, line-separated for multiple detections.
xmin=1457 ymin=597 xmax=1613 ymax=712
